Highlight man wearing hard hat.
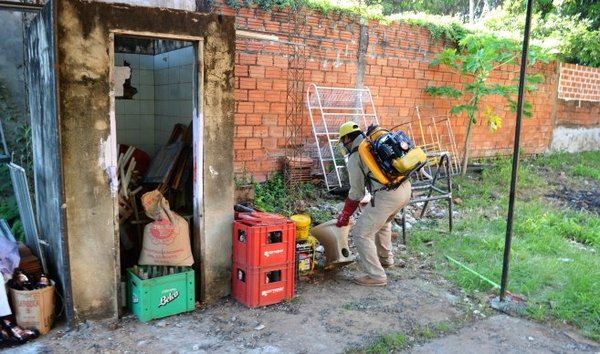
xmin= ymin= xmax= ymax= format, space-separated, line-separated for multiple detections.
xmin=336 ymin=121 xmax=411 ymax=287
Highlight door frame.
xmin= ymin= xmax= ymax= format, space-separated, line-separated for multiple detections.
xmin=108 ymin=30 xmax=205 ymax=306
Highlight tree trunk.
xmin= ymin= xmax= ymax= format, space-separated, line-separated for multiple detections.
xmin=461 ymin=116 xmax=475 ymax=175
xmin=469 ymin=0 xmax=475 ymax=24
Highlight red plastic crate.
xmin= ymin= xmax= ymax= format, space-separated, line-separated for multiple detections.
xmin=232 ymin=262 xmax=295 ymax=308
xmin=235 ymin=212 xmax=289 ymax=225
xmin=233 ymin=220 xmax=296 ymax=268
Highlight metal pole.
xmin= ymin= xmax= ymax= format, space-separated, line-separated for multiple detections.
xmin=500 ymin=0 xmax=534 ymax=301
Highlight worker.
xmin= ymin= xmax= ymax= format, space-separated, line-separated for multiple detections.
xmin=336 ymin=121 xmax=411 ymax=287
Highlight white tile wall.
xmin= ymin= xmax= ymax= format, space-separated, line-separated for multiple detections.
xmin=115 ymin=45 xmax=195 ymax=157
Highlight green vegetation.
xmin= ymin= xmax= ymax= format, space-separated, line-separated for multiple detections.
xmin=353 ymin=333 xmax=409 ymax=354
xmin=222 ymin=0 xmax=598 ymax=68
xmin=535 ymin=151 xmax=600 ymax=182
xmin=0 ymin=194 xmax=24 ymax=241
xmin=426 ymin=33 xmax=549 ymax=174
xmin=253 ymin=172 xmax=334 ymax=224
xmin=0 ymin=79 xmax=30 ymax=242
xmin=349 ymin=322 xmax=458 ymax=353
xmin=407 ymin=151 xmax=600 ymax=340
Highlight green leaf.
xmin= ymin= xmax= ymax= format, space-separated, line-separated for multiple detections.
xmin=425 ymin=86 xmax=463 ymax=98
xmin=431 ymin=48 xmax=460 ymax=70
xmin=450 ymin=104 xmax=477 ymax=118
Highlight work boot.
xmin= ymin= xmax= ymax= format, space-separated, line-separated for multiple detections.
xmin=379 ymin=257 xmax=394 ymax=268
xmin=353 ymin=275 xmax=387 ymax=287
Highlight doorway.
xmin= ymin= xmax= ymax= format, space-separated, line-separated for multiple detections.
xmin=112 ymin=34 xmax=201 ymax=308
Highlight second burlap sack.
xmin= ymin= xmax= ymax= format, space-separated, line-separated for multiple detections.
xmin=138 ymin=190 xmax=194 ymax=266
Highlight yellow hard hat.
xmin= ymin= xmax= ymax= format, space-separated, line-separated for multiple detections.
xmin=338 ymin=121 xmax=361 ymax=139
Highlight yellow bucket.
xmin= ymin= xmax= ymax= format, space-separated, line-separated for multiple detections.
xmin=290 ymin=214 xmax=311 ymax=240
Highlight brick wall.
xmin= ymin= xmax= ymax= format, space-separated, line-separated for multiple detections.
xmin=215 ymin=3 xmax=595 ymax=181
xmin=556 ymin=63 xmax=600 ymax=128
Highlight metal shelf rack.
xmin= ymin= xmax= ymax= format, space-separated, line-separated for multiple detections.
xmin=306 ymin=84 xmax=379 ymax=190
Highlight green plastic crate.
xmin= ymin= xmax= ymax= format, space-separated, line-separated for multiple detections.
xmin=127 ymin=268 xmax=195 ymax=322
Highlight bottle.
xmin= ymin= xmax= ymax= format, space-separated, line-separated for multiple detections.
xmin=0 ymin=328 xmax=14 ymax=348
xmin=10 ymin=270 xmax=33 ymax=291
xmin=22 ymin=328 xmax=39 ymax=340
xmin=1 ymin=319 xmax=30 ymax=344
xmin=34 ymin=273 xmax=50 ymax=289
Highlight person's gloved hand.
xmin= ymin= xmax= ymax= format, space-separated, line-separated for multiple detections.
xmin=336 ymin=198 xmax=360 ymax=227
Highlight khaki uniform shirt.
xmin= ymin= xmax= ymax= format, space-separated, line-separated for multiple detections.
xmin=346 ymin=134 xmax=385 ymax=201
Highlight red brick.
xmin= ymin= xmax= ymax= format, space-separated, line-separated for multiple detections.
xmin=248 ymin=90 xmax=265 ymax=101
xmin=253 ymin=126 xmax=269 ymax=137
xmin=257 ymin=79 xmax=272 ymax=90
xmin=265 ymin=67 xmax=283 ymax=79
xmin=239 ymin=55 xmax=256 ymax=65
xmin=246 ymin=114 xmax=262 ymax=126
xmin=270 ymin=103 xmax=286 ymax=113
xmin=249 ymin=66 xmax=266 ymax=78
xmin=254 ymin=102 xmax=270 ymax=113
xmin=256 ymin=55 xmax=273 ymax=66
xmin=239 ymin=78 xmax=256 ymax=90
xmin=265 ymin=91 xmax=284 ymax=103
xmin=236 ymin=126 xmax=253 ymax=138
xmin=234 ymin=89 xmax=248 ymax=101
xmin=262 ymin=114 xmax=278 ymax=125
xmin=237 ymin=102 xmax=254 ymax=113
xmin=272 ymin=79 xmax=287 ymax=91
xmin=246 ymin=138 xmax=262 ymax=149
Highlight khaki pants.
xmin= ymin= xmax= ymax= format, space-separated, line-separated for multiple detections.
xmin=351 ymin=181 xmax=411 ymax=279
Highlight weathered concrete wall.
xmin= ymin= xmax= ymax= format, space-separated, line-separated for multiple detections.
xmin=25 ymin=0 xmax=74 ymax=325
xmin=55 ymin=0 xmax=234 ymax=320
xmin=549 ymin=127 xmax=600 ymax=152
xmin=201 ymin=16 xmax=236 ymax=302
xmin=550 ymin=91 xmax=600 ymax=153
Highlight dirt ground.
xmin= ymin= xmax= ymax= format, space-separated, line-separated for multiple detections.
xmin=5 ymin=244 xmax=600 ymax=354
xmin=5 ymin=173 xmax=600 ymax=354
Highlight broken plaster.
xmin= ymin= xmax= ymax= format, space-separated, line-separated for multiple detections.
xmin=209 ymin=165 xmax=219 ymax=177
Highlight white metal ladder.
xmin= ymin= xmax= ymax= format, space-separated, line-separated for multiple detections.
xmin=306 ymin=84 xmax=379 ymax=190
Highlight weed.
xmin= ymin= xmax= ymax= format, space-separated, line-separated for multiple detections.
xmin=364 ymin=333 xmax=409 ymax=354
xmin=415 ymin=326 xmax=435 ymax=339
xmin=342 ymin=302 xmax=364 ymax=311
xmin=347 ymin=332 xmax=408 ymax=353
xmin=306 ymin=207 xmax=334 ymax=226
xmin=253 ymin=172 xmax=324 ymax=216
xmin=434 ymin=321 xmax=453 ymax=333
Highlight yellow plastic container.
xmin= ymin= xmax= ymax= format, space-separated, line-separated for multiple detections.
xmin=297 ymin=235 xmax=317 ymax=275
xmin=290 ymin=214 xmax=311 ymax=240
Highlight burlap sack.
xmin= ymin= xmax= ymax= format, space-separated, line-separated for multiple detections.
xmin=138 ymin=190 xmax=194 ymax=266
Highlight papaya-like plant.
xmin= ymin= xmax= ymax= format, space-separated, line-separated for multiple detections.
xmin=426 ymin=33 xmax=548 ymax=174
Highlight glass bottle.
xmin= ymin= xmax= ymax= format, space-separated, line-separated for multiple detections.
xmin=1 ymin=319 xmax=28 ymax=344
xmin=34 ymin=274 xmax=51 ymax=289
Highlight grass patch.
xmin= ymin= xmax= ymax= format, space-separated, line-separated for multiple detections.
xmin=408 ymin=151 xmax=600 ymax=340
xmin=349 ymin=333 xmax=409 ymax=354
xmin=534 ymin=151 xmax=600 ymax=182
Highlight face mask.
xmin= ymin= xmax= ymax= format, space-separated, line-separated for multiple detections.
xmin=337 ymin=137 xmax=351 ymax=156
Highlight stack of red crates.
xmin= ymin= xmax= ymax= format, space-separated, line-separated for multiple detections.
xmin=232 ymin=212 xmax=296 ymax=308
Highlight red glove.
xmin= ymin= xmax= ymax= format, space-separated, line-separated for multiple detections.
xmin=336 ymin=198 xmax=360 ymax=227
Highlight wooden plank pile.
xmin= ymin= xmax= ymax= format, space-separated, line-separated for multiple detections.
xmin=118 ymin=146 xmax=143 ymax=224
xmin=142 ymin=123 xmax=192 ymax=194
